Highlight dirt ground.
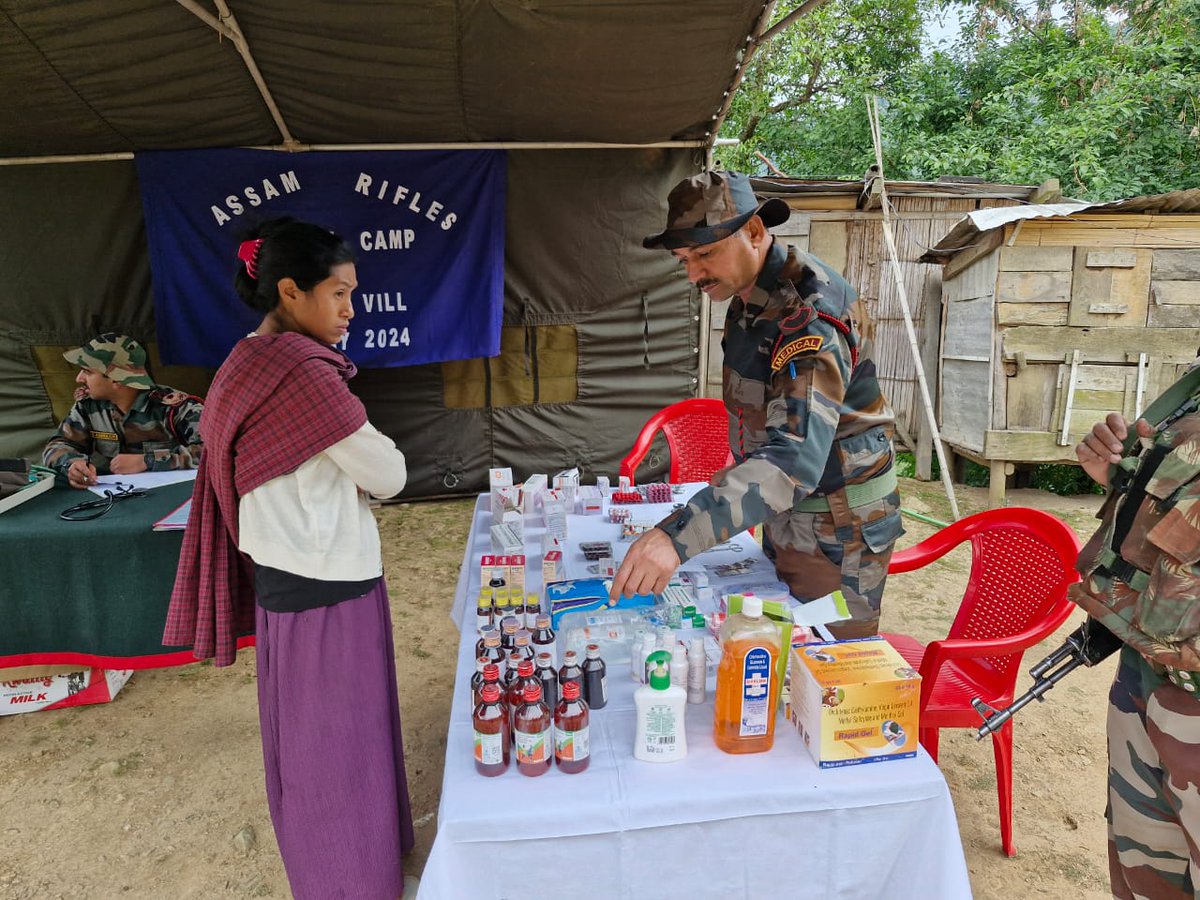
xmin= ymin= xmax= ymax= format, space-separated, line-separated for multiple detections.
xmin=0 ymin=477 xmax=1115 ymax=899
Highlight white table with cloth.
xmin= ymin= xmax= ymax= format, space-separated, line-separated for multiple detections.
xmin=420 ymin=488 xmax=973 ymax=900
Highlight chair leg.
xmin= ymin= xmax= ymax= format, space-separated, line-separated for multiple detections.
xmin=918 ymin=727 xmax=940 ymax=762
xmin=992 ymin=723 xmax=1016 ymax=857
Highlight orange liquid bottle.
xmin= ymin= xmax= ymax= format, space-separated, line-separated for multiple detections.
xmin=713 ymin=594 xmax=781 ymax=754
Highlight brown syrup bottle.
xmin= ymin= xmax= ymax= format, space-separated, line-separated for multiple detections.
xmin=554 ymin=680 xmax=590 ymax=774
xmin=473 ymin=681 xmax=510 ymax=777
xmin=513 ymin=683 xmax=552 ymax=777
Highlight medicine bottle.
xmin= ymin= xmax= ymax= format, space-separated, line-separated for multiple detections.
xmin=559 ymin=649 xmax=584 ymax=696
xmin=524 ymin=594 xmax=541 ymax=629
xmin=480 ymin=630 xmax=506 ymax=678
xmin=535 ymin=652 xmax=558 ymax=714
xmin=507 ymin=658 xmax=537 ymax=733
xmin=713 ymin=594 xmax=781 ymax=754
xmin=581 ymin=643 xmax=607 ymax=710
xmin=531 ymin=614 xmax=557 ymax=665
xmin=475 ymin=592 xmax=493 ymax=633
xmin=554 ymin=680 xmax=590 ymax=774
xmin=499 ymin=616 xmax=521 ymax=652
xmin=514 ymin=629 xmax=535 ymax=661
xmin=513 ymin=683 xmax=552 ymax=777
xmin=473 ymin=681 xmax=509 ymax=777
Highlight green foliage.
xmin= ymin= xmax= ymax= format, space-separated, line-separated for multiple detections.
xmin=718 ymin=0 xmax=1200 ymax=199
xmin=1028 ymin=464 xmax=1106 ymax=496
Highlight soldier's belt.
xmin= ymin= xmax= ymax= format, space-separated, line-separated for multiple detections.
xmin=1095 ymin=549 xmax=1150 ymax=592
xmin=794 ymin=469 xmax=898 ymax=513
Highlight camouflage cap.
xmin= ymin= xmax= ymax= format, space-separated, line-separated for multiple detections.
xmin=643 ymin=170 xmax=790 ymax=250
xmin=63 ymin=333 xmax=154 ymax=390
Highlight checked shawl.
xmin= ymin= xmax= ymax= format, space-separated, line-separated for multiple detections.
xmin=163 ymin=332 xmax=367 ymax=665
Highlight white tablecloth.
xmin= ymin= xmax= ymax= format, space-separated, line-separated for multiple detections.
xmin=420 ymin=493 xmax=973 ymax=900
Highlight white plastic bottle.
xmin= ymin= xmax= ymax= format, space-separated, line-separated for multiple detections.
xmin=669 ymin=643 xmax=688 ymax=690
xmin=686 ymin=637 xmax=707 ymax=704
xmin=634 ymin=650 xmax=687 ymax=763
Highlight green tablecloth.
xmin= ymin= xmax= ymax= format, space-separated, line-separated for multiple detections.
xmin=0 ymin=481 xmax=230 ymax=668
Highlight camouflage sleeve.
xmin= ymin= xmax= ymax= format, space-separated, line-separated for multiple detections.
xmin=41 ymin=403 xmax=93 ymax=476
xmin=656 ymin=331 xmax=849 ymax=562
xmin=146 ymin=396 xmax=204 ymax=472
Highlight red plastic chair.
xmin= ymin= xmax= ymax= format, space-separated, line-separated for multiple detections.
xmin=619 ymin=398 xmax=734 ymax=485
xmin=882 ymin=507 xmax=1082 ymax=858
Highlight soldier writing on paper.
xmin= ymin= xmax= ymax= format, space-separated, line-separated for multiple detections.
xmin=611 ymin=171 xmax=903 ymax=639
xmin=42 ymin=333 xmax=204 ymax=489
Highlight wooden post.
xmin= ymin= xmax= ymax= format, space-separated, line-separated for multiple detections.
xmin=988 ymin=460 xmax=1014 ymax=509
xmin=915 ymin=272 xmax=943 ymax=481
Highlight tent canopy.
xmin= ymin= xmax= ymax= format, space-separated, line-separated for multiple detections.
xmin=1 ymin=0 xmax=766 ymax=158
xmin=0 ymin=1 xmax=796 ymax=497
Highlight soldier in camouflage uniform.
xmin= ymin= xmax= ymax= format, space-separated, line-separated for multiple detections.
xmin=42 ymin=333 xmax=204 ymax=488
xmin=611 ymin=171 xmax=903 ymax=639
xmin=1074 ymin=374 xmax=1200 ymax=899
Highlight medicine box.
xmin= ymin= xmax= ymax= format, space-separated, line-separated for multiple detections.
xmin=509 ymin=554 xmax=526 ymax=595
xmin=542 ymin=550 xmax=564 ymax=585
xmin=786 ymin=636 xmax=921 ymax=769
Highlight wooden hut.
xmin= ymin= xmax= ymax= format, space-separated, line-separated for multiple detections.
xmin=920 ymin=189 xmax=1200 ymax=506
xmin=701 ymin=175 xmax=1051 ymax=478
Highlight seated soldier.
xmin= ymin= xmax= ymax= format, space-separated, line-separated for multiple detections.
xmin=42 ymin=333 xmax=204 ymax=489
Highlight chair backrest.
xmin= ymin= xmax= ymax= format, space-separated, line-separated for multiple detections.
xmin=889 ymin=507 xmax=1082 ymax=681
xmin=619 ymin=398 xmax=733 ymax=484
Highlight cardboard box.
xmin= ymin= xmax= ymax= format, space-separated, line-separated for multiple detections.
xmin=542 ymin=550 xmax=563 ymax=585
xmin=508 ymin=554 xmax=526 ymax=595
xmin=787 ymin=636 xmax=921 ymax=768
xmin=0 ymin=666 xmax=133 ymax=716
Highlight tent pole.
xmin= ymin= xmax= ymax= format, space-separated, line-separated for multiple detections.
xmin=175 ymin=0 xmax=300 ymax=149
xmin=0 ymin=140 xmax=711 ymax=166
xmin=708 ymin=1 xmax=778 ymax=145
xmin=865 ymin=95 xmax=961 ymax=520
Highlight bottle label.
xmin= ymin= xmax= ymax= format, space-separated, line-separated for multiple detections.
xmin=555 ymin=726 xmax=590 ymax=761
xmin=739 ymin=647 xmax=772 ymax=737
xmin=474 ymin=729 xmax=505 ymax=765
xmin=515 ymin=728 xmax=549 ymax=764
xmin=643 ymin=703 xmax=678 ymax=755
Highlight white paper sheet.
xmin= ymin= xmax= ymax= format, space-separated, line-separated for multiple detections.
xmin=87 ymin=469 xmax=197 ymax=497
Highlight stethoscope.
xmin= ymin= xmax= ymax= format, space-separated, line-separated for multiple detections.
xmin=59 ymin=482 xmax=148 ymax=521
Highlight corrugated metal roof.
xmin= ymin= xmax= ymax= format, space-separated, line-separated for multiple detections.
xmin=920 ymin=188 xmax=1200 ymax=262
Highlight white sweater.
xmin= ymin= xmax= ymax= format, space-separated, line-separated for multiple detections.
xmin=238 ymin=422 xmax=407 ymax=581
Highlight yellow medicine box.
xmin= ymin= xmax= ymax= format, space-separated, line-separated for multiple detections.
xmin=787 ymin=636 xmax=921 ymax=769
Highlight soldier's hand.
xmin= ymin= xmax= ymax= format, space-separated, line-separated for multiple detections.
xmin=709 ymin=464 xmax=735 ymax=487
xmin=609 ymin=527 xmax=680 ymax=603
xmin=110 ymin=453 xmax=148 ymax=476
xmin=66 ymin=458 xmax=98 ymax=490
xmin=1076 ymin=414 xmax=1153 ymax=487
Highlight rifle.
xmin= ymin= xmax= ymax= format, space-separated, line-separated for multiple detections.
xmin=971 ymin=618 xmax=1123 ymax=740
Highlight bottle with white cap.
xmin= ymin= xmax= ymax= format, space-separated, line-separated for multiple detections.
xmin=713 ymin=593 xmax=781 ymax=754
xmin=634 ymin=650 xmax=687 ymax=763
xmin=686 ymin=637 xmax=707 ymax=704
xmin=669 ymin=643 xmax=688 ymax=690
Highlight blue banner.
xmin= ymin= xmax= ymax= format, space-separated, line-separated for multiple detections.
xmin=135 ymin=148 xmax=506 ymax=368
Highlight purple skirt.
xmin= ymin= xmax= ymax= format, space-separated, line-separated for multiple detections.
xmin=255 ymin=579 xmax=415 ymax=900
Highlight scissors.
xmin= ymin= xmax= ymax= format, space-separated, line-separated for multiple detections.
xmin=59 ymin=482 xmax=149 ymax=521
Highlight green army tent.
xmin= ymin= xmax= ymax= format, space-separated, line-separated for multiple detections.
xmin=0 ymin=0 xmax=812 ymax=497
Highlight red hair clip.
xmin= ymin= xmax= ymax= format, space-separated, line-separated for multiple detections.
xmin=237 ymin=238 xmax=264 ymax=279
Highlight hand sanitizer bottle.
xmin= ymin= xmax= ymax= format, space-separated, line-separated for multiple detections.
xmin=634 ymin=650 xmax=687 ymax=763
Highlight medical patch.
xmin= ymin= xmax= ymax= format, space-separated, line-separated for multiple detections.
xmin=771 ymin=335 xmax=823 ymax=371
xmin=90 ymin=430 xmax=119 ymax=442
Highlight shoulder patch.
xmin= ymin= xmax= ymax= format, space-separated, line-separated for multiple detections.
xmin=154 ymin=389 xmax=194 ymax=407
xmin=771 ymin=335 xmax=823 ymax=371
xmin=778 ymin=305 xmax=815 ymax=334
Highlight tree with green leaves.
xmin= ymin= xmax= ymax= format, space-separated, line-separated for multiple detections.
xmin=719 ymin=0 xmax=1200 ymax=200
